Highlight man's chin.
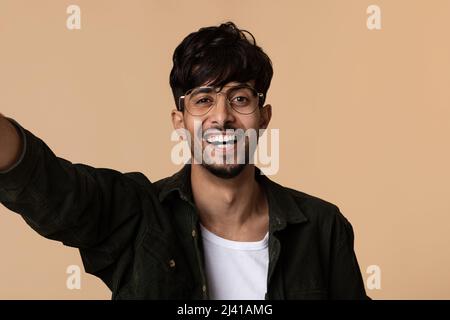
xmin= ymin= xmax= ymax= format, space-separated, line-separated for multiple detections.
xmin=202 ymin=163 xmax=246 ymax=179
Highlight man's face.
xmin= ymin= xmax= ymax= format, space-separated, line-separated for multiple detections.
xmin=172 ymin=80 xmax=272 ymax=179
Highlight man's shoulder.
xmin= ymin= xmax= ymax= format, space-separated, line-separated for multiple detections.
xmin=123 ymin=171 xmax=153 ymax=187
xmin=273 ymin=182 xmax=355 ymax=245
xmin=274 ymin=180 xmax=350 ymax=226
xmin=285 ymin=186 xmax=339 ymax=213
xmin=122 ymin=169 xmax=185 ymax=200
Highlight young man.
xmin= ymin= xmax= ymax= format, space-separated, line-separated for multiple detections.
xmin=0 ymin=22 xmax=368 ymax=299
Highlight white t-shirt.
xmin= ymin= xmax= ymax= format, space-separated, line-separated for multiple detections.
xmin=199 ymin=224 xmax=269 ymax=300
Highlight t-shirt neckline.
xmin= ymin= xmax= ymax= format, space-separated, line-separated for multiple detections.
xmin=199 ymin=223 xmax=269 ymax=251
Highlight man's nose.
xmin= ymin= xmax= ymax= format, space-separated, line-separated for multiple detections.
xmin=209 ymin=93 xmax=235 ymax=125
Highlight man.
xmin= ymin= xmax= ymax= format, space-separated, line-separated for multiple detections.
xmin=0 ymin=22 xmax=368 ymax=299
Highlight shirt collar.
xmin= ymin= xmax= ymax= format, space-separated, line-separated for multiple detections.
xmin=158 ymin=164 xmax=308 ymax=231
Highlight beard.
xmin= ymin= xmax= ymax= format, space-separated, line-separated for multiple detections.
xmin=194 ymin=140 xmax=251 ymax=179
xmin=201 ymin=162 xmax=247 ymax=179
xmin=188 ymin=121 xmax=259 ymax=179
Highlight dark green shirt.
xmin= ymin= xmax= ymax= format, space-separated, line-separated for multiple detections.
xmin=0 ymin=119 xmax=368 ymax=300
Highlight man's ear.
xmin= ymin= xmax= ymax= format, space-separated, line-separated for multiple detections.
xmin=259 ymin=104 xmax=272 ymax=129
xmin=171 ymin=109 xmax=185 ymax=130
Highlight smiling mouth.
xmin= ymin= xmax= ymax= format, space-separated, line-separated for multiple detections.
xmin=205 ymin=134 xmax=238 ymax=146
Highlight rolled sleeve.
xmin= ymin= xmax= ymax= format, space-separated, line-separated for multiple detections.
xmin=0 ymin=118 xmax=36 ymax=190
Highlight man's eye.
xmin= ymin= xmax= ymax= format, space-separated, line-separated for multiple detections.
xmin=195 ymin=98 xmax=212 ymax=104
xmin=232 ymin=96 xmax=249 ymax=103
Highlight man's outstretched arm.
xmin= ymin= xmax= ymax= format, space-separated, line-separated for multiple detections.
xmin=0 ymin=115 xmax=150 ymax=287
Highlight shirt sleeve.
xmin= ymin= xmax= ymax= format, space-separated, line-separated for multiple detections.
xmin=0 ymin=118 xmax=27 ymax=175
xmin=0 ymin=119 xmax=150 ymax=288
xmin=328 ymin=210 xmax=371 ymax=300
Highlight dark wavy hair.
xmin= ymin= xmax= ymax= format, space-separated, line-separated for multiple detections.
xmin=169 ymin=21 xmax=273 ymax=110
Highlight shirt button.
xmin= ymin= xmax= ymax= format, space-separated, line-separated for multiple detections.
xmin=169 ymin=259 xmax=176 ymax=268
xmin=202 ymin=285 xmax=206 ymax=293
xmin=192 ymin=229 xmax=196 ymax=237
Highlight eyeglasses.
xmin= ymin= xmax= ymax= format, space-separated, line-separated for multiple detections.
xmin=178 ymin=84 xmax=264 ymax=116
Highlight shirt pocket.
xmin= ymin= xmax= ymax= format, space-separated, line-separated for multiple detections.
xmin=137 ymin=227 xmax=194 ymax=298
xmin=114 ymin=227 xmax=194 ymax=299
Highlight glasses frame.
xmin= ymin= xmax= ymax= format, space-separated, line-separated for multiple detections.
xmin=178 ymin=84 xmax=265 ymax=116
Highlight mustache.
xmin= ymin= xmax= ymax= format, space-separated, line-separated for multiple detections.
xmin=198 ymin=125 xmax=240 ymax=139
xmin=203 ymin=124 xmax=238 ymax=132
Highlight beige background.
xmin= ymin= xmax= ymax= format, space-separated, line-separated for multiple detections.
xmin=0 ymin=0 xmax=449 ymax=299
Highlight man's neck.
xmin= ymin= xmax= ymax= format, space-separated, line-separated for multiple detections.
xmin=191 ymin=164 xmax=269 ymax=241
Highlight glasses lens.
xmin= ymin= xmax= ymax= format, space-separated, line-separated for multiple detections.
xmin=227 ymin=86 xmax=259 ymax=114
xmin=185 ymin=87 xmax=216 ymax=115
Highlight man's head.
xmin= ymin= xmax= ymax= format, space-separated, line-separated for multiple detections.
xmin=170 ymin=22 xmax=273 ymax=179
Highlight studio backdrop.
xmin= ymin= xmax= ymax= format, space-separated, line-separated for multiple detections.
xmin=0 ymin=0 xmax=449 ymax=299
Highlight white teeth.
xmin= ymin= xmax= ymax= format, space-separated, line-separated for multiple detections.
xmin=206 ymin=135 xmax=236 ymax=143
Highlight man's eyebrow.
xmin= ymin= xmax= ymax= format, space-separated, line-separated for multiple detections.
xmin=194 ymin=87 xmax=216 ymax=93
xmin=196 ymin=83 xmax=249 ymax=91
